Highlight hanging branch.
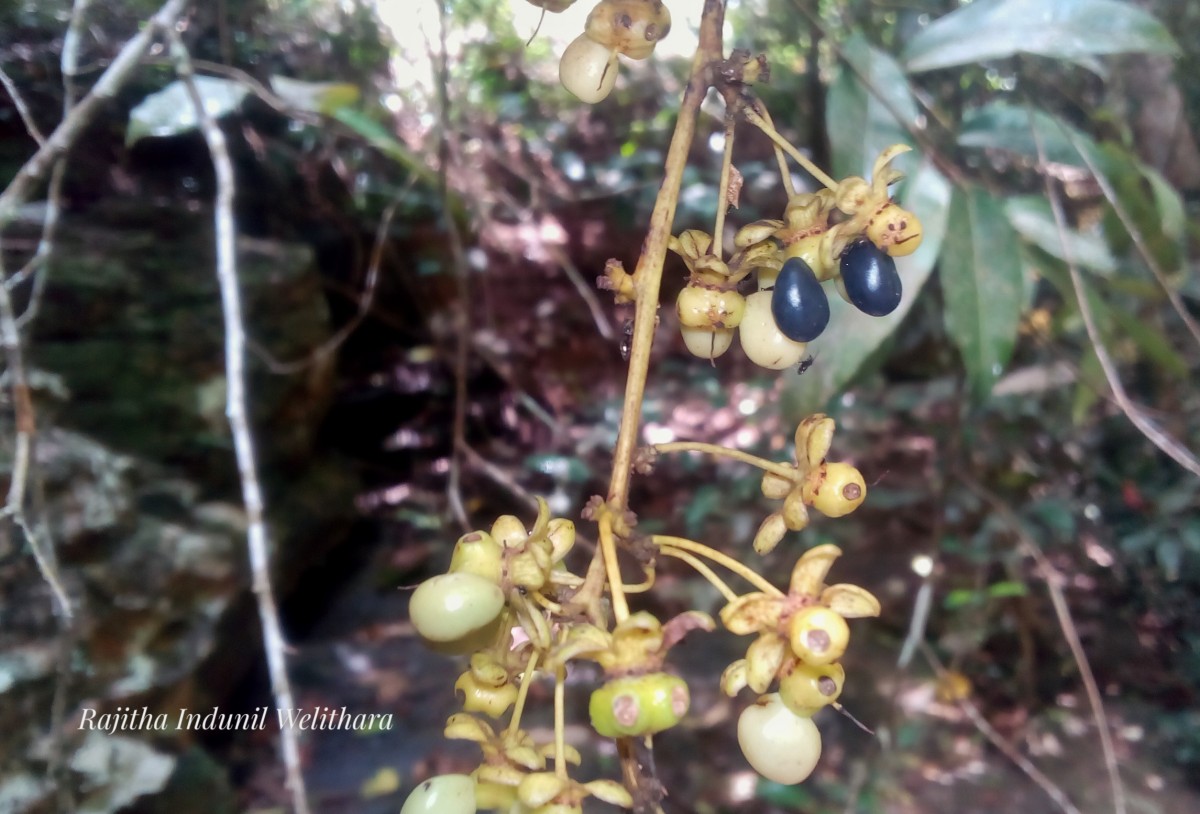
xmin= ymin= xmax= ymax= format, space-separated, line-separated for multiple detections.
xmin=167 ymin=31 xmax=312 ymax=814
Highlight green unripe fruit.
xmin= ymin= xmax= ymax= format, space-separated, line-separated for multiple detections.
xmin=400 ymin=774 xmax=477 ymax=814
xmin=589 ymin=673 xmax=689 ymax=738
xmin=738 ymin=693 xmax=822 ymax=784
xmin=779 ymin=660 xmax=844 ymax=716
xmin=410 ymin=573 xmax=505 ymax=646
xmin=788 ymin=606 xmax=850 ymax=666
xmin=449 ymin=531 xmax=503 ymax=585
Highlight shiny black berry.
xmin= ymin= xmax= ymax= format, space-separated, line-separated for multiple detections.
xmin=770 ymin=258 xmax=830 ymax=343
xmin=839 ymin=241 xmax=902 ymax=317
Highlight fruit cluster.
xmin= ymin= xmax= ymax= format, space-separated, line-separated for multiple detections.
xmin=557 ymin=0 xmax=672 ymax=103
xmin=723 ymin=544 xmax=880 ymax=784
xmin=669 ymin=145 xmax=924 ymax=369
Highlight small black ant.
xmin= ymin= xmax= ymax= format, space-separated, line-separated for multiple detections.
xmin=796 ymin=354 xmax=816 ymax=376
xmin=619 ymin=319 xmax=635 ymax=361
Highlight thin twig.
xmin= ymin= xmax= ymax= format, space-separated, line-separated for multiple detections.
xmin=1063 ymin=128 xmax=1200 ymax=350
xmin=435 ymin=0 xmax=471 ymax=533
xmin=168 ymin=32 xmax=312 ymax=814
xmin=1031 ymin=118 xmax=1200 ymax=477
xmin=0 ymin=0 xmax=191 ymax=226
xmin=963 ymin=477 xmax=1124 ymax=814
xmin=11 ymin=0 xmax=94 ymax=330
xmin=0 ymin=63 xmax=47 ymax=147
xmin=921 ymin=643 xmax=1083 ymax=814
xmin=250 ymin=190 xmax=408 ymax=374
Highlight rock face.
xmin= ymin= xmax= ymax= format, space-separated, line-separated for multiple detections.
xmin=0 ymin=207 xmax=353 ymax=812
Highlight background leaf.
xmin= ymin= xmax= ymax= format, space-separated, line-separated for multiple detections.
xmin=126 ymin=77 xmax=249 ymax=146
xmin=825 ymin=33 xmax=921 ymax=180
xmin=1005 ymin=196 xmax=1116 ymax=273
xmin=959 ymin=103 xmax=1094 ymax=167
xmin=901 ymin=0 xmax=1178 ymax=74
xmin=940 ymin=185 xmax=1024 ymax=401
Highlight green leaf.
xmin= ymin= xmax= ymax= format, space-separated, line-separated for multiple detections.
xmin=901 ymin=0 xmax=1178 ymax=74
xmin=987 ymin=581 xmax=1028 ymax=599
xmin=825 ymin=33 xmax=921 ymax=180
xmin=959 ymin=103 xmax=1095 ymax=167
xmin=941 ymin=186 xmax=1025 ymax=402
xmin=126 ymin=77 xmax=249 ymax=146
xmin=270 ymin=75 xmax=360 ymax=114
xmin=787 ymin=160 xmax=952 ymax=415
xmin=1005 ymin=196 xmax=1116 ymax=274
xmin=1031 ymin=250 xmax=1189 ymax=380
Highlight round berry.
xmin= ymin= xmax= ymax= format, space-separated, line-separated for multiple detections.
xmin=449 ymin=531 xmax=503 ymax=585
xmin=787 ymin=606 xmax=850 ymax=666
xmin=737 ymin=693 xmax=823 ymax=784
xmin=779 ymin=660 xmax=844 ymax=716
xmin=866 ymin=203 xmax=923 ymax=257
xmin=589 ymin=673 xmax=690 ymax=738
xmin=739 ymin=291 xmax=808 ymax=370
xmin=559 ymin=34 xmax=618 ymax=103
xmin=409 ymin=572 xmax=505 ymax=645
xmin=585 ymin=0 xmax=671 ymax=59
xmin=771 ymin=257 xmax=830 ymax=342
xmin=676 ymin=285 xmax=745 ymax=329
xmin=681 ymin=325 xmax=735 ymax=359
xmin=839 ymin=241 xmax=902 ymax=316
xmin=806 ymin=461 xmax=867 ymax=518
xmin=401 ymin=774 xmax=477 ymax=814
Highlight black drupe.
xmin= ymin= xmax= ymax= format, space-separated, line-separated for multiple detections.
xmin=771 ymin=257 xmax=830 ymax=343
xmin=839 ymin=241 xmax=903 ymax=317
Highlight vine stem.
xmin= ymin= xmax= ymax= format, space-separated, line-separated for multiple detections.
xmin=652 ymin=535 xmax=783 ymax=597
xmin=742 ymin=106 xmax=838 ymax=191
xmin=589 ymin=0 xmax=728 ymax=630
xmin=658 ymin=546 xmax=738 ymax=603
xmin=651 ymin=440 xmax=798 ymax=479
xmin=169 ymin=32 xmax=312 ymax=814
xmin=711 ymin=112 xmax=737 ymax=259
xmin=506 ymin=648 xmax=541 ymax=739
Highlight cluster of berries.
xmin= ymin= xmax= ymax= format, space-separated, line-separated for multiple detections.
xmin=670 ymin=145 xmax=924 ymax=369
xmin=552 ymin=0 xmax=672 ymax=102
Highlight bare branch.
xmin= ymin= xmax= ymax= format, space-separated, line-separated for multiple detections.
xmin=1030 ymin=118 xmax=1200 ymax=477
xmin=964 ymin=477 xmax=1125 ymax=814
xmin=0 ymin=63 xmax=47 ymax=147
xmin=0 ymin=0 xmax=191 ymax=227
xmin=167 ymin=30 xmax=312 ymax=814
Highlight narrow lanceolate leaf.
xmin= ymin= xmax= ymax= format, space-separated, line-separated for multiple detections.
xmin=126 ymin=77 xmax=249 ymax=146
xmin=940 ymin=186 xmax=1024 ymax=402
xmin=959 ymin=103 xmax=1095 ymax=168
xmin=901 ymin=0 xmax=1178 ymax=73
xmin=825 ymin=33 xmax=921 ymax=181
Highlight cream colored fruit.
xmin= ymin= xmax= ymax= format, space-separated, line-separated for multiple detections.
xmin=739 ymin=291 xmax=808 ymax=370
xmin=737 ymin=693 xmax=823 ymax=784
xmin=681 ymin=326 xmax=734 ymax=359
xmin=559 ymin=34 xmax=618 ymax=103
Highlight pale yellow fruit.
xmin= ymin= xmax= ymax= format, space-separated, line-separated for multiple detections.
xmin=559 ymin=34 xmax=618 ymax=103
xmin=681 ymin=325 xmax=734 ymax=359
xmin=739 ymin=291 xmax=808 ymax=370
xmin=738 ymin=693 xmax=823 ymax=784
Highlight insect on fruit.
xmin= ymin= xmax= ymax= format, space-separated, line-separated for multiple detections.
xmin=796 ymin=354 xmax=815 ymax=376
